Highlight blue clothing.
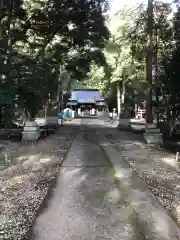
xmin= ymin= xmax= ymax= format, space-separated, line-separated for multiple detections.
xmin=59 ymin=109 xmax=73 ymax=119
xmin=59 ymin=111 xmax=64 ymax=119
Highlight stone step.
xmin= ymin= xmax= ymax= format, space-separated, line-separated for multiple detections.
xmin=145 ymin=128 xmax=161 ymax=134
xmin=145 ymin=123 xmax=157 ymax=129
xmin=144 ymin=132 xmax=163 ymax=144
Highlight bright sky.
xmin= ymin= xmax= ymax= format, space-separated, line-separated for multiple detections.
xmin=109 ymin=0 xmax=143 ymax=14
xmin=109 ymin=0 xmax=173 ymax=15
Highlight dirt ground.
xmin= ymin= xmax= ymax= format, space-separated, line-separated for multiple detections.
xmin=1 ymin=118 xmax=180 ymax=239
xmin=103 ymin=128 xmax=180 ymax=227
xmin=0 ymin=125 xmax=79 ymax=240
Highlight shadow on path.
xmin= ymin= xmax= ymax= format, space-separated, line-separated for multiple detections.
xmin=28 ymin=119 xmax=180 ymax=240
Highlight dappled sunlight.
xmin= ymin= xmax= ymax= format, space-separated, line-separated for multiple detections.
xmin=133 ymin=141 xmax=146 ymax=148
xmin=17 ymin=155 xmax=28 ymax=161
xmin=105 ymin=160 xmax=180 ymax=238
xmin=104 ymin=177 xmax=175 ymax=239
xmin=16 ymin=155 xmax=29 ymax=164
xmin=39 ymin=157 xmax=51 ymax=163
xmin=61 ymin=166 xmax=89 ymax=188
xmin=16 ymin=154 xmax=42 ymax=164
xmin=86 ymin=122 xmax=96 ymax=125
xmin=100 ymin=142 xmax=112 ymax=147
xmin=0 ymin=152 xmax=62 ymax=179
xmin=106 ymin=188 xmax=121 ymax=203
xmin=124 ymin=140 xmax=146 ymax=149
xmin=68 ymin=173 xmax=89 ymax=188
xmin=28 ymin=154 xmax=42 ymax=161
xmin=173 ymin=202 xmax=180 ymax=225
xmin=17 ymin=154 xmax=56 ymax=165
xmin=152 ymin=210 xmax=171 ymax=238
xmin=120 ymin=205 xmax=136 ymax=220
xmin=62 ymin=168 xmax=80 ymax=178
xmin=9 ymin=174 xmax=28 ymax=186
xmin=0 ymin=122 xmax=78 ymax=240
xmin=149 ymin=170 xmax=177 ymax=182
xmin=120 ymin=187 xmax=178 ymax=239
xmin=161 ymin=156 xmax=177 ymax=168
xmin=115 ymin=168 xmax=133 ymax=180
xmin=130 ymin=189 xmax=148 ymax=206
xmin=79 ymin=174 xmax=88 ymax=182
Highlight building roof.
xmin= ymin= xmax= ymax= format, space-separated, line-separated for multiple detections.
xmin=66 ymin=101 xmax=78 ymax=106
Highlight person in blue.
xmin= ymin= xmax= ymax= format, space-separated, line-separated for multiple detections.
xmin=66 ymin=108 xmax=71 ymax=121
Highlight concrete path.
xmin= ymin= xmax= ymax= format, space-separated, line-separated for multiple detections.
xmin=30 ymin=118 xmax=180 ymax=240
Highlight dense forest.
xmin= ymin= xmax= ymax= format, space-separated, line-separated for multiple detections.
xmin=0 ymin=0 xmax=109 ymax=126
xmin=2 ymin=0 xmax=180 ymax=138
xmin=86 ymin=0 xmax=180 ymax=138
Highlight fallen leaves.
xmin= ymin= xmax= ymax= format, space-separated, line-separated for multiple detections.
xmin=0 ymin=126 xmax=78 ymax=240
xmin=104 ymin=130 xmax=180 ymax=227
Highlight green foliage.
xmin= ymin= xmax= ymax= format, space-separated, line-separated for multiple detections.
xmin=86 ymin=7 xmax=146 ymax=104
xmin=86 ymin=63 xmax=108 ymax=93
xmin=106 ymin=0 xmax=180 ymax=125
xmin=0 ymin=0 xmax=109 ymax=121
xmin=86 ymin=1 xmax=180 ymax=112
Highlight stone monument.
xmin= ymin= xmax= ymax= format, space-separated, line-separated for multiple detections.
xmin=144 ymin=123 xmax=163 ymax=145
xmin=22 ymin=121 xmax=40 ymax=141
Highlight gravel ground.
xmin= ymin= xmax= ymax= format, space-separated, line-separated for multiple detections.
xmin=0 ymin=125 xmax=79 ymax=240
xmin=103 ymin=129 xmax=180 ymax=227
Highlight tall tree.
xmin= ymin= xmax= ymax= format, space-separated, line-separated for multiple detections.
xmin=146 ymin=0 xmax=154 ymax=123
xmin=105 ymin=7 xmax=145 ymax=116
xmin=0 ymin=0 xmax=110 ymax=122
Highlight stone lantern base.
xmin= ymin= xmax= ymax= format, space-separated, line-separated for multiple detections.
xmin=22 ymin=121 xmax=40 ymax=141
xmin=143 ymin=123 xmax=163 ymax=145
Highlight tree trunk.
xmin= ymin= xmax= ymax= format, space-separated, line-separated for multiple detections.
xmin=167 ymin=94 xmax=176 ymax=138
xmin=145 ymin=0 xmax=153 ymax=124
xmin=135 ymin=104 xmax=138 ymax=116
xmin=156 ymin=88 xmax=160 ymax=127
xmin=22 ymin=109 xmax=28 ymax=124
xmin=121 ymin=82 xmax=125 ymax=105
xmin=0 ymin=4 xmax=13 ymax=84
xmin=167 ymin=108 xmax=176 ymax=139
xmin=117 ymin=83 xmax=121 ymax=118
xmin=56 ymin=79 xmax=61 ymax=115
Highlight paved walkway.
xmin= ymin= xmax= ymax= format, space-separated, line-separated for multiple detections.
xmin=30 ymin=118 xmax=180 ymax=240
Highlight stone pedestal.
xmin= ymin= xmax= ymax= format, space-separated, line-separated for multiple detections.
xmin=46 ymin=116 xmax=59 ymax=132
xmin=129 ymin=118 xmax=145 ymax=131
xmin=143 ymin=123 xmax=162 ymax=144
xmin=46 ymin=116 xmax=58 ymax=126
xmin=22 ymin=121 xmax=40 ymax=141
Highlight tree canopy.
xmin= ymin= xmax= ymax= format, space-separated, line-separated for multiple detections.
xmin=86 ymin=0 xmax=180 ymax=128
xmin=0 ymin=0 xmax=109 ymax=121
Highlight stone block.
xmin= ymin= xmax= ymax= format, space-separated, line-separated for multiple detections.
xmin=145 ymin=123 xmax=157 ymax=129
xmin=34 ymin=117 xmax=47 ymax=127
xmin=22 ymin=121 xmax=40 ymax=141
xmin=145 ymin=128 xmax=161 ymax=134
xmin=131 ymin=124 xmax=145 ymax=131
xmin=144 ymin=123 xmax=162 ymax=144
xmin=144 ymin=132 xmax=163 ymax=144
xmin=129 ymin=119 xmax=145 ymax=131
xmin=46 ymin=116 xmax=58 ymax=125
